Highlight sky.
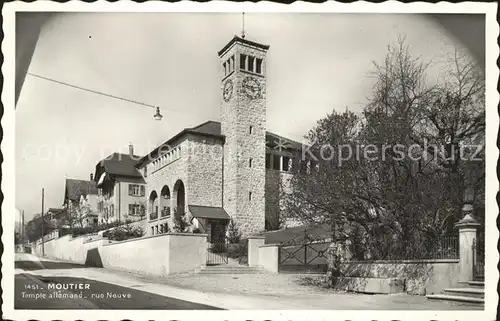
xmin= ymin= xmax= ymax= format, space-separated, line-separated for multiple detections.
xmin=15 ymin=13 xmax=476 ymax=220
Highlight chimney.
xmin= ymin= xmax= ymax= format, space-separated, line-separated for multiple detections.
xmin=129 ymin=143 xmax=134 ymax=157
xmin=90 ymin=173 xmax=93 ymax=181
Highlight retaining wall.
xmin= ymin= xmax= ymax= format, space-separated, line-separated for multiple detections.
xmin=32 ymin=232 xmax=208 ymax=276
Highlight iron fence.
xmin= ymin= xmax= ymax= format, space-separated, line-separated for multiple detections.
xmin=366 ymin=235 xmax=459 ymax=261
xmin=278 ymin=230 xmax=332 ymax=273
xmin=423 ymin=235 xmax=459 ymax=260
xmin=206 ymin=240 xmax=229 ymax=265
xmin=473 ymin=231 xmax=485 ymax=280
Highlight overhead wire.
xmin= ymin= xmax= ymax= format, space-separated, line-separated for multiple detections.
xmin=27 ymin=72 xmax=157 ymax=109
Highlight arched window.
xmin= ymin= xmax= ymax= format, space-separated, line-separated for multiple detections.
xmin=149 ymin=191 xmax=158 ymax=220
xmin=173 ymin=180 xmax=186 ymax=216
xmin=160 ymin=185 xmax=171 ymax=217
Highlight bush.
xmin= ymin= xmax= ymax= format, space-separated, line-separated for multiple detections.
xmin=227 ymin=240 xmax=248 ymax=259
xmin=172 ymin=209 xmax=189 ymax=233
xmin=193 ymin=228 xmax=202 ymax=234
xmin=59 ymin=220 xmax=123 ymax=238
xmin=210 ymin=242 xmax=227 ymax=253
xmin=227 ymin=219 xmax=241 ymax=244
xmin=103 ymin=224 xmax=144 ymax=241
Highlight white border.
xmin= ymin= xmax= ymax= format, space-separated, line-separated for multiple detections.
xmin=2 ymin=1 xmax=498 ymax=321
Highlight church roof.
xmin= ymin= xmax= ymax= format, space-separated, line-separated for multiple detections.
xmin=136 ymin=121 xmax=225 ymax=167
xmin=136 ymin=120 xmax=304 ymax=167
xmin=218 ymin=35 xmax=270 ymax=57
xmin=136 ymin=120 xmax=302 ymax=167
xmin=189 ymin=205 xmax=230 ymax=220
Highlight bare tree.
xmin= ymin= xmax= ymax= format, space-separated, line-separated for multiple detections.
xmin=282 ymin=36 xmax=485 ymax=260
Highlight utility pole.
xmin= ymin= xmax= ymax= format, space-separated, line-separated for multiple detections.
xmin=21 ymin=209 xmax=25 ymax=244
xmin=41 ymin=188 xmax=45 ymax=256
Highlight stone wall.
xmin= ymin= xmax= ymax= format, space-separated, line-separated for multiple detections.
xmin=341 ymin=260 xmax=460 ymax=295
xmin=265 ymin=170 xmax=298 ymax=229
xmin=32 ymin=234 xmax=106 ymax=265
xmin=186 ymin=135 xmax=223 ymax=208
xmin=100 ymin=233 xmax=207 ymax=277
xmin=220 ymin=41 xmax=268 ymax=237
xmin=33 ymin=232 xmax=208 ymax=277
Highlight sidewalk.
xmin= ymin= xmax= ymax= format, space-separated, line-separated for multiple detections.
xmin=16 ymin=254 xmax=482 ymax=310
xmin=16 ymin=253 xmax=299 ymax=309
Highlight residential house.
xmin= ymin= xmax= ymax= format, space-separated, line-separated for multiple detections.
xmin=46 ymin=208 xmax=68 ymax=228
xmin=93 ymin=145 xmax=147 ymax=225
xmin=63 ymin=178 xmax=99 ymax=227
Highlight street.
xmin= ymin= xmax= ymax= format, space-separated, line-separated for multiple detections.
xmin=14 ymin=254 xmax=221 ymax=309
xmin=13 ymin=253 xmax=483 ymax=310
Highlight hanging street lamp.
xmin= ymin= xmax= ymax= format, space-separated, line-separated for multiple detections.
xmin=153 ymin=106 xmax=163 ymax=121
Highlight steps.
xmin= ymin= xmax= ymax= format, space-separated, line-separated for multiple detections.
xmin=195 ymin=265 xmax=268 ymax=274
xmin=468 ymin=281 xmax=485 ymax=289
xmin=442 ymin=287 xmax=484 ymax=298
xmin=426 ymin=281 xmax=484 ymax=306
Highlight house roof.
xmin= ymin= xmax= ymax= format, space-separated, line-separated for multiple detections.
xmin=189 ymin=205 xmax=230 ymax=220
xmin=48 ymin=208 xmax=66 ymax=216
xmin=98 ymin=153 xmax=144 ymax=179
xmin=64 ymin=179 xmax=98 ymax=201
xmin=136 ymin=120 xmax=304 ymax=167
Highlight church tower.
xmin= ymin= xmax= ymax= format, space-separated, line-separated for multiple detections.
xmin=218 ymin=35 xmax=269 ymax=237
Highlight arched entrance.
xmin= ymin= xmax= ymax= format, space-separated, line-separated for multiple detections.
xmin=149 ymin=190 xmax=158 ymax=220
xmin=173 ymin=180 xmax=185 ymax=216
xmin=160 ymin=185 xmax=171 ymax=218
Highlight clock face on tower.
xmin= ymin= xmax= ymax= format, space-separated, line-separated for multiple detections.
xmin=242 ymin=76 xmax=261 ymax=100
xmin=223 ymin=79 xmax=234 ymax=102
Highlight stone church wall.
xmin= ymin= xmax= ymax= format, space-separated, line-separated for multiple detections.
xmin=186 ymin=135 xmax=223 ymax=208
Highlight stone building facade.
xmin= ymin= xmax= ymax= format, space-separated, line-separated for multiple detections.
xmin=96 ymin=35 xmax=304 ymax=239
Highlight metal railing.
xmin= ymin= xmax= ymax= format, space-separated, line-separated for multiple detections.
xmin=359 ymin=235 xmax=460 ymax=261
xmin=472 ymin=234 xmax=485 ymax=280
xmin=149 ymin=212 xmax=158 ymax=220
xmin=207 ymin=239 xmax=229 ymax=265
xmin=424 ymin=236 xmax=459 ymax=260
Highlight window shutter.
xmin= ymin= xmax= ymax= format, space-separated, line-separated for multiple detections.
xmin=140 ymin=185 xmax=145 ymax=196
xmin=128 ymin=184 xmax=133 ymax=195
xmin=129 ymin=204 xmax=133 ymax=214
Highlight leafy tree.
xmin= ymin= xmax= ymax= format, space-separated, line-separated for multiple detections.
xmin=25 ymin=213 xmax=56 ymax=242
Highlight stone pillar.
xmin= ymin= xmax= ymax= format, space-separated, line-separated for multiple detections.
xmin=259 ymin=244 xmax=280 ymax=273
xmin=455 ymin=203 xmax=480 ymax=282
xmin=247 ymin=236 xmax=265 ymax=266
